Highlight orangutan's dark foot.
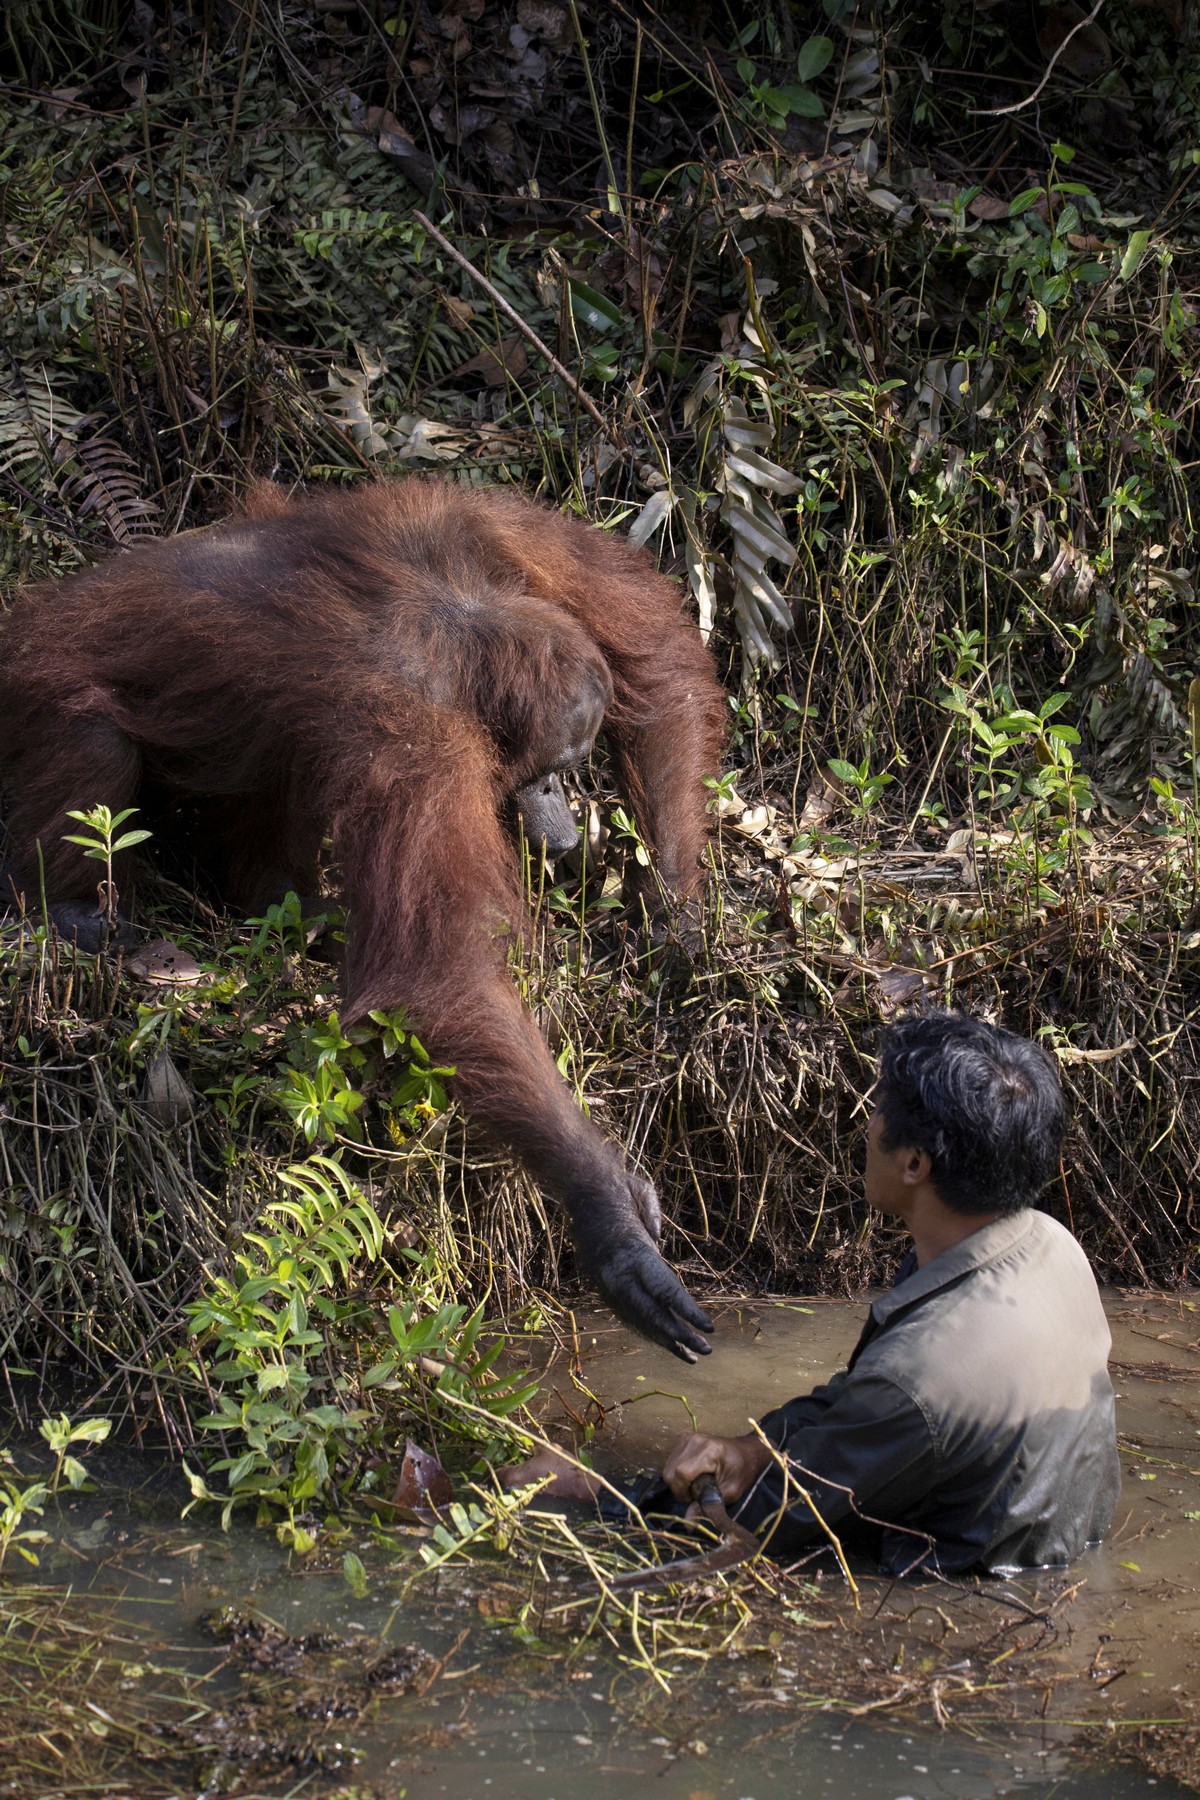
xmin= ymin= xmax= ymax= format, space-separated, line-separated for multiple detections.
xmin=47 ymin=901 xmax=137 ymax=955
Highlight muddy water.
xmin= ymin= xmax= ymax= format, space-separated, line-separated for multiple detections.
xmin=23 ymin=1291 xmax=1200 ymax=1798
xmin=548 ymin=1291 xmax=1200 ymax=1715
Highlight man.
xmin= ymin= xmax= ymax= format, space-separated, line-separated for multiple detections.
xmin=507 ymin=1011 xmax=1121 ymax=1577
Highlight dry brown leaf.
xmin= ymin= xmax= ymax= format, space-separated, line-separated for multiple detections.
xmin=516 ymin=0 xmax=569 ymax=41
xmin=798 ymin=770 xmax=842 ymax=831
xmin=392 ymin=1439 xmax=454 ymax=1511
xmin=43 ymin=87 xmax=83 ymax=121
xmin=127 ymin=937 xmax=202 ymax=985
xmin=141 ymin=1050 xmax=195 ymax=1127
xmin=378 ymin=120 xmax=419 ymax=157
xmin=732 ymin=804 xmax=778 ymax=839
xmin=441 ymin=294 xmax=474 ymax=330
xmin=363 ymin=107 xmax=416 ymax=155
xmin=1037 ymin=2 xmax=1112 ymax=78
xmin=476 ymin=1585 xmax=524 ymax=1617
xmin=873 ymin=967 xmax=930 ymax=1015
xmin=968 ymin=193 xmax=1012 ymax=221
xmin=455 ymin=336 xmax=528 ymax=385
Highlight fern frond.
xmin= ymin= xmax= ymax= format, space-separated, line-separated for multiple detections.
xmin=58 ymin=419 xmax=161 ymax=544
xmin=0 ymin=362 xmax=81 ymax=481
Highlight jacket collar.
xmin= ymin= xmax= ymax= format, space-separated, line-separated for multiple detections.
xmin=870 ymin=1209 xmax=1037 ymax=1328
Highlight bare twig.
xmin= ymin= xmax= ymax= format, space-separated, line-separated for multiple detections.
xmin=974 ymin=0 xmax=1105 ymax=116
xmin=411 ymin=211 xmax=618 ymax=442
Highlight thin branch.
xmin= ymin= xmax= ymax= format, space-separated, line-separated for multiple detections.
xmin=411 ymin=210 xmax=618 ymax=441
xmin=566 ymin=0 xmax=625 ymax=223
xmin=974 ymin=0 xmax=1105 ymax=116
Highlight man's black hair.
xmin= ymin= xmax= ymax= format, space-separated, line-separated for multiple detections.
xmin=875 ymin=1011 xmax=1066 ymax=1216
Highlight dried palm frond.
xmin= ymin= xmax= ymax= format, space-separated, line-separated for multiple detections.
xmin=685 ymin=335 xmax=801 ymax=678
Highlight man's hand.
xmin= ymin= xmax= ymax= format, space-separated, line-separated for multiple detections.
xmin=662 ymin=1430 xmax=773 ymax=1506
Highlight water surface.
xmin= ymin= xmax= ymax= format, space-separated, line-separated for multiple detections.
xmin=20 ymin=1290 xmax=1200 ymax=1797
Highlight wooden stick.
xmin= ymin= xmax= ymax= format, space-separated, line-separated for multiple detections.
xmin=412 ymin=209 xmax=617 ymax=439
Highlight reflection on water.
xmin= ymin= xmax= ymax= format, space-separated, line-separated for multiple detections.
xmin=18 ymin=1290 xmax=1200 ymax=1798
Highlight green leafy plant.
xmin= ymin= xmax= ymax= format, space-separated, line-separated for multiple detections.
xmin=205 ymin=1069 xmax=266 ymax=1132
xmin=278 ymin=1059 xmax=366 ymax=1145
xmin=39 ymin=1414 xmax=112 ymax=1495
xmin=181 ymin=1156 xmax=535 ymax=1544
xmin=734 ymin=23 xmax=833 ymax=128
xmin=943 ymin=690 xmax=1094 ymax=901
xmin=608 ymin=805 xmax=652 ymax=869
xmin=126 ymin=994 xmax=190 ymax=1059
xmin=62 ymin=803 xmax=151 ymax=930
xmin=945 ymin=691 xmax=1091 ymax=818
xmin=343 ymin=1548 xmax=369 ymax=1597
xmin=0 ymin=1459 xmax=49 ymax=1569
xmin=276 ymin=1003 xmax=454 ymax=1146
xmin=977 ymin=145 xmax=1107 ymax=339
xmin=380 ymin=1030 xmax=455 ymax=1137
xmin=181 ymin=1157 xmax=385 ymax=1539
xmin=827 ymin=756 xmax=895 ymax=818
xmin=703 ymin=771 xmax=741 ymax=812
xmin=243 ymin=891 xmax=319 ymax=962
xmin=365 ymin=1280 xmax=538 ymax=1452
xmin=416 ymin=1488 xmax=527 ymax=1571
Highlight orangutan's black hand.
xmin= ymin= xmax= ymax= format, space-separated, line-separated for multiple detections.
xmin=584 ymin=1222 xmax=714 ymax=1361
xmin=568 ymin=1172 xmax=713 ymax=1362
xmin=47 ymin=901 xmax=136 ymax=954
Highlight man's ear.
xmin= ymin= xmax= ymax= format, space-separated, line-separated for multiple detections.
xmin=902 ymin=1147 xmax=932 ymax=1187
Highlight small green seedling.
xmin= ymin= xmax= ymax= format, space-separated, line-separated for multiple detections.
xmin=0 ymin=1461 xmax=49 ymax=1570
xmin=39 ymin=1414 xmax=112 ymax=1495
xmin=63 ymin=804 xmax=152 ymax=928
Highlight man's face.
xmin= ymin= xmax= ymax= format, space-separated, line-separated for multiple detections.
xmin=864 ymin=1103 xmax=924 ymax=1219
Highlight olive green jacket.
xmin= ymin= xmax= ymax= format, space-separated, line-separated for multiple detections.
xmin=737 ymin=1209 xmax=1120 ymax=1575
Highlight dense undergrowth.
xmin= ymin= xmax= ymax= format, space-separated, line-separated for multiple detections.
xmin=0 ymin=0 xmax=1198 ymax=1543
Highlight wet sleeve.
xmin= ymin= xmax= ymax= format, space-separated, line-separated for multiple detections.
xmin=733 ymin=1372 xmax=938 ymax=1559
xmin=756 ymin=1369 xmax=854 ymax=1442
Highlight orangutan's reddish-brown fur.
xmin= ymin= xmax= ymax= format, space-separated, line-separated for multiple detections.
xmin=0 ymin=479 xmax=726 ymax=1355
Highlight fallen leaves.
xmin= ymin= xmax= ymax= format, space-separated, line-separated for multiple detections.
xmin=126 ymin=937 xmax=202 ymax=985
xmin=141 ymin=1049 xmax=195 ymax=1127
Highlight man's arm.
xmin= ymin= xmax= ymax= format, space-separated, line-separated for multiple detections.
xmin=737 ymin=1372 xmax=938 ymax=1556
xmin=662 ymin=1372 xmax=938 ymax=1558
xmin=659 ymin=1368 xmax=860 ymax=1507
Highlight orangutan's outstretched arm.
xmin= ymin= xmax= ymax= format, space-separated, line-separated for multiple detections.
xmin=328 ymin=699 xmax=713 ymax=1360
